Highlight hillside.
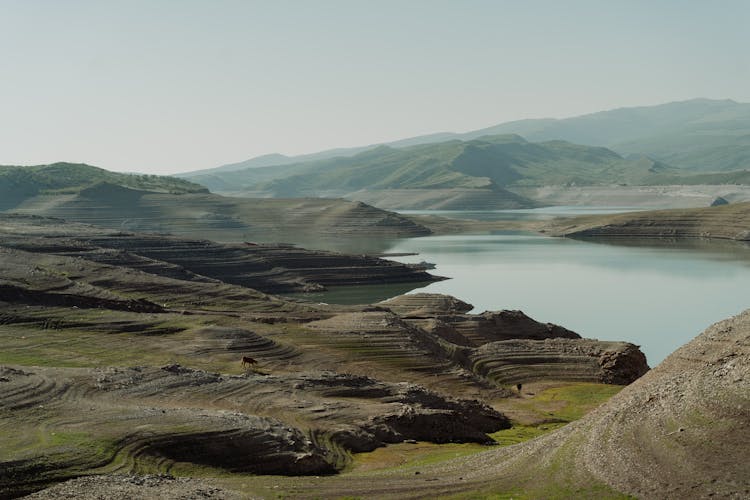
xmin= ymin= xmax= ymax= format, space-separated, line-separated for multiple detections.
xmin=0 ymin=166 xmax=432 ymax=252
xmin=0 ymin=215 xmax=650 ymax=498
xmin=183 ymin=135 xmax=685 ymax=209
xmin=543 ymin=201 xmax=750 ymax=241
xmin=469 ymin=98 xmax=750 ymax=172
xmin=4 ymin=212 xmax=745 ymax=497
xmin=0 ymin=162 xmax=207 ymax=210
xmin=242 ymin=307 xmax=747 ymax=499
xmin=185 ymin=99 xmax=750 ymax=183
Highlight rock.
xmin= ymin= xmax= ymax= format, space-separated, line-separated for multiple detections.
xmin=710 ymin=196 xmax=729 ymax=206
xmin=467 ymin=338 xmax=649 ymax=385
xmin=379 ymin=293 xmax=474 ymax=316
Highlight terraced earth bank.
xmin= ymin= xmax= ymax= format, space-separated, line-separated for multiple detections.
xmin=5 ymin=181 xmax=431 ymax=250
xmin=544 ymin=200 xmax=750 ymax=241
xmin=0 ymin=214 xmax=437 ymax=294
xmin=0 ymin=216 xmax=651 ymax=498
xmin=288 ymin=308 xmax=748 ymax=499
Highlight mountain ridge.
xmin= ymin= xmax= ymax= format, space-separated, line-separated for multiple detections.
xmin=181 ymin=134 xmax=687 ymax=209
xmin=0 ymin=162 xmax=207 ymax=211
xmin=181 ymin=98 xmax=750 ymax=178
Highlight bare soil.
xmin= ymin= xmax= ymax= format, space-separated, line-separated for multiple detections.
xmin=1 ymin=214 xmax=744 ymax=498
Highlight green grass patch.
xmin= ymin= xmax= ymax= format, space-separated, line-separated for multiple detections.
xmin=348 ymin=441 xmax=491 ymax=473
xmin=515 ymin=383 xmax=624 ymax=423
xmin=489 ymin=423 xmax=566 ymax=446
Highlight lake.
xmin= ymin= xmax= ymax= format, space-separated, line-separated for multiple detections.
xmin=298 ymin=207 xmax=750 ymax=366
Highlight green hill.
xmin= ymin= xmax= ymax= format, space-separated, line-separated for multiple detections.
xmin=185 ymin=135 xmax=686 ymax=209
xmin=185 ymin=99 xmax=750 ymax=183
xmin=470 ymin=98 xmax=750 ymax=172
xmin=0 ymin=162 xmax=207 ymax=210
xmin=0 ymin=164 xmax=431 ymax=252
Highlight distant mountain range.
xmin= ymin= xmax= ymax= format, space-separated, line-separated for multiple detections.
xmin=176 ymin=98 xmax=750 ymax=209
xmin=217 ymin=134 xmax=678 ymax=190
xmin=182 ymin=98 xmax=750 ymax=177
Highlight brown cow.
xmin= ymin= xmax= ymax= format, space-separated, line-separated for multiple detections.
xmin=241 ymin=356 xmax=258 ymax=368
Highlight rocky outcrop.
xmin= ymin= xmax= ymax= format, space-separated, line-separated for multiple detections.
xmin=711 ymin=195 xmax=729 ymax=206
xmin=380 ymin=293 xmax=580 ymax=347
xmin=466 ymin=338 xmax=648 ymax=385
xmin=310 ymin=295 xmax=647 ymax=387
xmin=0 ymin=365 xmax=509 ymax=495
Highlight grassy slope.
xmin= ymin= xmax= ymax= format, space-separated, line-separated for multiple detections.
xmin=0 ymin=162 xmax=207 ymax=210
xmin=468 ymin=98 xmax=750 ymax=172
xmin=183 ymin=98 xmax=750 ymax=185
xmin=187 ymin=134 xmax=686 ymax=198
xmin=1 ymin=167 xmax=432 ymax=250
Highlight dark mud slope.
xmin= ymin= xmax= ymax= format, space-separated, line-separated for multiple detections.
xmin=545 ymin=201 xmax=750 ymax=241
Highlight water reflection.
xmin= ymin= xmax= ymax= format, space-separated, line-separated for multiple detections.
xmin=278 ymin=207 xmax=750 ymax=365
xmin=383 ymin=232 xmax=750 ymax=365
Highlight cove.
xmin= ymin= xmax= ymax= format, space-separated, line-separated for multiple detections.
xmin=383 ymin=231 xmax=750 ymax=365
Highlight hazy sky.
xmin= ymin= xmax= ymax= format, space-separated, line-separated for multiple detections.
xmin=2 ymin=0 xmax=748 ymax=174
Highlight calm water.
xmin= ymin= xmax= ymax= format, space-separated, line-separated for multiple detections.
xmin=399 ymin=205 xmax=652 ymax=221
xmin=295 ymin=207 xmax=750 ymax=366
xmin=384 ymin=232 xmax=750 ymax=366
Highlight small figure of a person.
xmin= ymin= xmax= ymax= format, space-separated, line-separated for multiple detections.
xmin=516 ymin=383 xmax=522 ymax=394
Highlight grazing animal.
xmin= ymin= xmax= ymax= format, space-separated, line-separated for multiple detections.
xmin=516 ymin=383 xmax=523 ymax=393
xmin=241 ymin=356 xmax=258 ymax=368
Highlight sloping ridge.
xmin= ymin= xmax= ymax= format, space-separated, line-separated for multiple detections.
xmin=0 ymin=162 xmax=207 ymax=211
xmin=184 ymin=99 xmax=749 ymax=178
xmin=564 ymin=307 xmax=750 ymax=497
xmin=189 ymin=133 xmax=695 ymax=210
xmin=545 ymin=201 xmax=750 ymax=241
xmin=10 ymin=189 xmax=432 ymax=246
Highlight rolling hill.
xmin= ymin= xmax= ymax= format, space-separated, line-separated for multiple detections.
xmin=0 ymin=162 xmax=208 ymax=211
xmin=466 ymin=98 xmax=750 ymax=172
xmin=181 ymin=134 xmax=684 ymax=209
xmin=183 ymin=98 xmax=750 ymax=183
xmin=543 ymin=201 xmax=750 ymax=241
xmin=0 ymin=163 xmax=431 ymax=252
